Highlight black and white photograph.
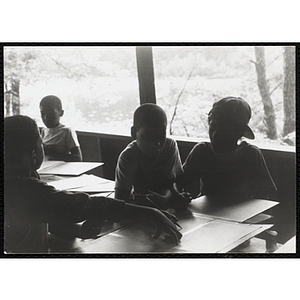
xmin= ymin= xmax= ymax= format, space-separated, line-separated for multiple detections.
xmin=1 ymin=3 xmax=299 ymax=300
xmin=2 ymin=44 xmax=296 ymax=256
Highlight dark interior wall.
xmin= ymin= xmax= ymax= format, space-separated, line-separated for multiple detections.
xmin=261 ymin=148 xmax=296 ymax=243
xmin=77 ymin=131 xmax=132 ymax=180
xmin=77 ymin=131 xmax=296 ymax=244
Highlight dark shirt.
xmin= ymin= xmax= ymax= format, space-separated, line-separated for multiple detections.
xmin=4 ymin=176 xmax=125 ymax=253
xmin=183 ymin=141 xmax=277 ymax=202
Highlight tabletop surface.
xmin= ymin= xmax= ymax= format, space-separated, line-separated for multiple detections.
xmin=48 ymin=197 xmax=274 ymax=254
xmin=42 ymin=167 xmax=278 ymax=254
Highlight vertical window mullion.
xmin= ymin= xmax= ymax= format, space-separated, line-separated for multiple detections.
xmin=136 ymin=46 xmax=156 ymax=105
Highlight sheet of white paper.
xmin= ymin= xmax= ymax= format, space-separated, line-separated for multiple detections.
xmin=189 ymin=196 xmax=279 ymax=223
xmin=47 ymin=174 xmax=112 ymax=191
xmin=38 ymin=162 xmax=103 ymax=175
xmin=179 ymin=220 xmax=272 ymax=253
xmin=90 ymin=191 xmax=115 ymax=198
xmin=37 ymin=160 xmax=64 ymax=173
xmin=69 ymin=182 xmax=115 ymax=192
xmin=74 ymin=217 xmax=271 ymax=254
xmin=274 ymin=236 xmax=296 ymax=253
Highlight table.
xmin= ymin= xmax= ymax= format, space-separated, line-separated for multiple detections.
xmin=48 ymin=196 xmax=276 ymax=254
xmin=41 ymin=163 xmax=278 ymax=254
xmin=274 ymin=236 xmax=296 ymax=253
xmin=69 ymin=213 xmax=272 ymax=254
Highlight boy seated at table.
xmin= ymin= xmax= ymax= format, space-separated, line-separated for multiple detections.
xmin=4 ymin=115 xmax=182 ymax=253
xmin=181 ymin=97 xmax=278 ymax=251
xmin=40 ymin=95 xmax=82 ymax=162
xmin=115 ymin=103 xmax=191 ymax=211
xmin=181 ymin=96 xmax=277 ymax=203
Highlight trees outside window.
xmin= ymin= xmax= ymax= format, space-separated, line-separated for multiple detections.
xmin=282 ymin=46 xmax=295 ymax=138
xmin=4 ymin=45 xmax=296 ymax=147
xmin=153 ymin=45 xmax=295 ymax=147
xmin=4 ymin=46 xmax=139 ymax=135
xmin=253 ymin=46 xmax=277 ymax=140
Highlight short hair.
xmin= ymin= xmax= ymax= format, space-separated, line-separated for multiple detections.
xmin=133 ymin=103 xmax=167 ymax=129
xmin=40 ymin=95 xmax=63 ymax=111
xmin=4 ymin=115 xmax=40 ymax=165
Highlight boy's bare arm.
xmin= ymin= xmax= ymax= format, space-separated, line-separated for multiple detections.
xmin=171 ymin=182 xmax=192 ymax=210
xmin=133 ymin=189 xmax=172 ymax=210
xmin=70 ymin=146 xmax=82 ymax=162
xmin=143 ymin=186 xmax=191 ymax=211
xmin=43 ymin=145 xmax=82 ymax=162
xmin=83 ymin=196 xmax=182 ymax=244
xmin=122 ymin=203 xmax=182 ymax=244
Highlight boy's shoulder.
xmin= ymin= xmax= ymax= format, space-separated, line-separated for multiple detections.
xmin=42 ymin=124 xmax=76 ymax=138
xmin=189 ymin=141 xmax=262 ymax=161
xmin=220 ymin=141 xmax=263 ymax=162
xmin=124 ymin=137 xmax=176 ymax=151
xmin=192 ymin=141 xmax=213 ymax=152
xmin=193 ymin=141 xmax=260 ymax=152
xmin=43 ymin=123 xmax=74 ymax=132
xmin=122 ymin=140 xmax=138 ymax=153
xmin=6 ymin=175 xmax=49 ymax=188
xmin=120 ymin=137 xmax=177 ymax=160
xmin=162 ymin=137 xmax=177 ymax=150
xmin=118 ymin=140 xmax=138 ymax=163
xmin=237 ymin=141 xmax=262 ymax=155
xmin=5 ymin=176 xmax=52 ymax=198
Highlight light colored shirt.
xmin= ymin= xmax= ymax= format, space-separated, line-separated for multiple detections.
xmin=115 ymin=138 xmax=183 ymax=193
xmin=41 ymin=123 xmax=80 ymax=156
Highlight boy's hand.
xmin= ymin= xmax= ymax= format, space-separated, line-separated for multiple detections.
xmin=78 ymin=220 xmax=102 ymax=239
xmin=149 ymin=208 xmax=182 ymax=244
xmin=172 ymin=192 xmax=192 ymax=211
xmin=123 ymin=203 xmax=182 ymax=245
xmin=160 ymin=209 xmax=179 ymax=224
xmin=134 ymin=190 xmax=168 ymax=209
xmin=133 ymin=191 xmax=179 ymax=223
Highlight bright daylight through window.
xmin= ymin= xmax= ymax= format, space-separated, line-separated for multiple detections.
xmin=153 ymin=46 xmax=295 ymax=148
xmin=4 ymin=46 xmax=139 ymax=135
xmin=4 ymin=45 xmax=295 ymax=148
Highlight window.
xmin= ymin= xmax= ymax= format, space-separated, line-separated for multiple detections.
xmin=4 ymin=46 xmax=139 ymax=135
xmin=4 ymin=45 xmax=296 ymax=148
xmin=152 ymin=45 xmax=295 ymax=148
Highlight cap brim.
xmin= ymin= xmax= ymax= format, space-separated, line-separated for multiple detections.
xmin=243 ymin=126 xmax=255 ymax=139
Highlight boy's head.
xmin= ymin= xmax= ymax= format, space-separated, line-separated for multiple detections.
xmin=131 ymin=103 xmax=167 ymax=159
xmin=40 ymin=95 xmax=64 ymax=128
xmin=208 ymin=97 xmax=255 ymax=153
xmin=4 ymin=115 xmax=44 ymax=171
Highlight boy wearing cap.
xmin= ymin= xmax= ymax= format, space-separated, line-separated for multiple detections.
xmin=182 ymin=96 xmax=277 ymax=202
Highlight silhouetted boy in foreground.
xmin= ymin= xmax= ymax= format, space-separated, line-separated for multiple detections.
xmin=4 ymin=115 xmax=182 ymax=253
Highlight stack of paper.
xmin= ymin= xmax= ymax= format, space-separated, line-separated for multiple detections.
xmin=47 ymin=174 xmax=115 ymax=193
xmin=189 ymin=196 xmax=279 ymax=223
xmin=74 ymin=216 xmax=272 ymax=254
xmin=38 ymin=161 xmax=103 ymax=176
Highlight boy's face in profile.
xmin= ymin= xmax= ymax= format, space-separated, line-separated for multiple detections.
xmin=40 ymin=104 xmax=63 ymax=128
xmin=209 ymin=117 xmax=243 ymax=153
xmin=135 ymin=125 xmax=166 ymax=159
